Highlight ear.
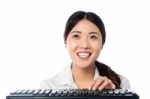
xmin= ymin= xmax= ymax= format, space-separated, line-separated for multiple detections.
xmin=64 ymin=40 xmax=67 ymax=48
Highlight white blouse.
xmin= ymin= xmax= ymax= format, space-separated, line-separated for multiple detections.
xmin=40 ymin=64 xmax=130 ymax=89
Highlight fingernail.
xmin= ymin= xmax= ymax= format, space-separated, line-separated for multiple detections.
xmin=88 ymin=86 xmax=91 ymax=90
xmin=112 ymin=84 xmax=116 ymax=89
xmin=93 ymin=87 xmax=95 ymax=90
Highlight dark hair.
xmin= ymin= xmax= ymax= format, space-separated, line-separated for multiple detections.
xmin=64 ymin=11 xmax=106 ymax=45
xmin=64 ymin=11 xmax=121 ymax=88
xmin=95 ymin=61 xmax=121 ymax=89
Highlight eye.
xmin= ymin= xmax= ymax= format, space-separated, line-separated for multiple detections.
xmin=73 ymin=34 xmax=80 ymax=39
xmin=90 ymin=35 xmax=97 ymax=40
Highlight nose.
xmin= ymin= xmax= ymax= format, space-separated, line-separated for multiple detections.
xmin=80 ymin=38 xmax=90 ymax=49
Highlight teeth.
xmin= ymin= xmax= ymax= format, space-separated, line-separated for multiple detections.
xmin=78 ymin=52 xmax=90 ymax=58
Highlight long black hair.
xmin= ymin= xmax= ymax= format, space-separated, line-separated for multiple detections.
xmin=64 ymin=11 xmax=121 ymax=88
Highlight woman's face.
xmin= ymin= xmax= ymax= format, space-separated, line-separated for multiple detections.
xmin=65 ymin=19 xmax=103 ymax=68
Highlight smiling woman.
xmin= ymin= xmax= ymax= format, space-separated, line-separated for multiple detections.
xmin=40 ymin=11 xmax=130 ymax=90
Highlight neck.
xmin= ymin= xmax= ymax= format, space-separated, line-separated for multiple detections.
xmin=71 ymin=63 xmax=95 ymax=82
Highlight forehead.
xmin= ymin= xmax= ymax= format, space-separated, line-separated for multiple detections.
xmin=70 ymin=19 xmax=101 ymax=34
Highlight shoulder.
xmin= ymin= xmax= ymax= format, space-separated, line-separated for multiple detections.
xmin=39 ymin=64 xmax=73 ymax=89
xmin=119 ymin=74 xmax=131 ymax=89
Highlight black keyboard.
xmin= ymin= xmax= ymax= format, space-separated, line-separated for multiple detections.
xmin=6 ymin=89 xmax=139 ymax=99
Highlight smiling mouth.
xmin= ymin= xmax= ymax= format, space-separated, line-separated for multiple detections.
xmin=77 ymin=52 xmax=92 ymax=58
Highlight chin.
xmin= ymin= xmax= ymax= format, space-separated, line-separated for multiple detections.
xmin=76 ymin=62 xmax=94 ymax=69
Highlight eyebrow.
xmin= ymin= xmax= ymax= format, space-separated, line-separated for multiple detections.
xmin=71 ymin=31 xmax=81 ymax=34
xmin=71 ymin=31 xmax=100 ymax=35
xmin=89 ymin=32 xmax=100 ymax=35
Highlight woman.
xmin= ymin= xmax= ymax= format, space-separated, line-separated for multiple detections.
xmin=40 ymin=11 xmax=130 ymax=90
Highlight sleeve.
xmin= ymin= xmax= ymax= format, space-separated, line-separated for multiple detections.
xmin=119 ymin=74 xmax=131 ymax=89
xmin=39 ymin=79 xmax=51 ymax=89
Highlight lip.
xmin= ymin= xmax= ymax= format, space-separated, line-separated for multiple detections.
xmin=77 ymin=51 xmax=92 ymax=58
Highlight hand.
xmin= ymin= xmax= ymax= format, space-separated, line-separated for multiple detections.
xmin=88 ymin=76 xmax=116 ymax=90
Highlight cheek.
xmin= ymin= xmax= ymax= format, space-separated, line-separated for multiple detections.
xmin=93 ymin=42 xmax=102 ymax=54
xmin=94 ymin=47 xmax=101 ymax=55
xmin=66 ymin=40 xmax=78 ymax=52
xmin=66 ymin=42 xmax=78 ymax=60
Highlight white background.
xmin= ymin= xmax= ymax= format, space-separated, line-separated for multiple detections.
xmin=0 ymin=0 xmax=150 ymax=99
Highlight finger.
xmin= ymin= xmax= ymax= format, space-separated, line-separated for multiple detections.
xmin=98 ymin=79 xmax=111 ymax=90
xmin=92 ymin=79 xmax=103 ymax=90
xmin=91 ymin=76 xmax=106 ymax=90
xmin=111 ymin=83 xmax=116 ymax=89
xmin=104 ymin=79 xmax=116 ymax=89
xmin=88 ymin=80 xmax=96 ymax=90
